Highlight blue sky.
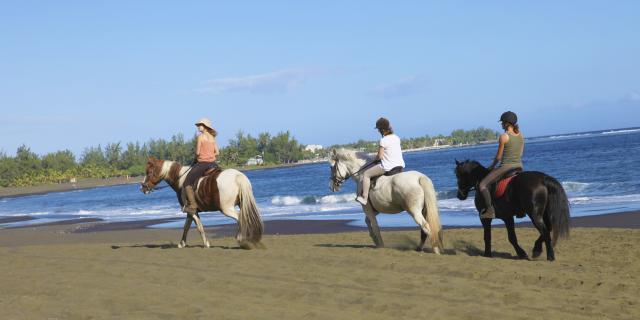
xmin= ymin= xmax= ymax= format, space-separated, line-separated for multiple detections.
xmin=1 ymin=1 xmax=639 ymax=156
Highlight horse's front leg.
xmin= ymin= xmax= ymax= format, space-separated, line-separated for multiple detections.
xmin=191 ymin=213 xmax=210 ymax=248
xmin=532 ymin=235 xmax=544 ymax=258
xmin=363 ymin=206 xmax=384 ymax=248
xmin=481 ymin=218 xmax=492 ymax=257
xmin=504 ymin=216 xmax=528 ymax=259
xmin=178 ymin=215 xmax=194 ymax=248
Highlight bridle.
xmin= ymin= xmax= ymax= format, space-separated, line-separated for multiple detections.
xmin=331 ymin=158 xmax=379 ymax=188
xmin=330 ymin=159 xmax=351 ymax=187
xmin=141 ymin=163 xmax=192 ymax=192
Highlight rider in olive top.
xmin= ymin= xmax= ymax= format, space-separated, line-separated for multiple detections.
xmin=478 ymin=111 xmax=524 ymax=219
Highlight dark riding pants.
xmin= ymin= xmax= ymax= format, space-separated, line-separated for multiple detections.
xmin=184 ymin=162 xmax=218 ymax=188
xmin=478 ymin=164 xmax=522 ymax=208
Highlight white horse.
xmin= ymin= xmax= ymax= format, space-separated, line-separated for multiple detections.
xmin=140 ymin=157 xmax=264 ymax=249
xmin=329 ymin=149 xmax=443 ymax=254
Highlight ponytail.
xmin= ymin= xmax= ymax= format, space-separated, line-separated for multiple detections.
xmin=512 ymin=124 xmax=520 ymax=134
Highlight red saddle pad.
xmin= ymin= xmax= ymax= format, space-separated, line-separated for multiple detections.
xmin=495 ymin=175 xmax=516 ymax=198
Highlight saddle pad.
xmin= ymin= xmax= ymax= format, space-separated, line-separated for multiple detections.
xmin=495 ymin=175 xmax=515 ymax=198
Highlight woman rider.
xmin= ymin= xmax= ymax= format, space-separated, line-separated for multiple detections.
xmin=183 ymin=118 xmax=219 ymax=215
xmin=478 ymin=111 xmax=524 ymax=219
xmin=356 ymin=117 xmax=406 ymax=206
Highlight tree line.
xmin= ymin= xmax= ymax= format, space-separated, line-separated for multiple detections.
xmin=0 ymin=131 xmax=310 ymax=187
xmin=0 ymin=127 xmax=497 ymax=187
xmin=329 ymin=127 xmax=499 ymax=152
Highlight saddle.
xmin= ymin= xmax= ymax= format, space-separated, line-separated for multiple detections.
xmin=370 ymin=166 xmax=403 ymax=189
xmin=493 ymin=168 xmax=521 ymax=199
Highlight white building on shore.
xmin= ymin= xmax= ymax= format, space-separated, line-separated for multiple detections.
xmin=304 ymin=144 xmax=324 ymax=153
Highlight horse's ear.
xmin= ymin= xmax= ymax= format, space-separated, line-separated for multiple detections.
xmin=455 ymin=159 xmax=461 ymax=166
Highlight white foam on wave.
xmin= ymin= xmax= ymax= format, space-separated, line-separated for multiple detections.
xmin=602 ymin=128 xmax=640 ymax=135
xmin=437 ymin=198 xmax=477 ymax=211
xmin=270 ymin=193 xmax=356 ymax=206
xmin=570 ymin=194 xmax=640 ymax=205
xmin=548 ymin=133 xmax=595 ymax=140
xmin=562 ymin=181 xmax=590 ymax=192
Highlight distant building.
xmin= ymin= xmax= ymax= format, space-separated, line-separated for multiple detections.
xmin=305 ymin=144 xmax=324 ymax=153
xmin=246 ymin=155 xmax=264 ymax=166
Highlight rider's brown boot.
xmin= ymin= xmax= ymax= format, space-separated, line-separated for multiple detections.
xmin=184 ymin=185 xmax=198 ymax=215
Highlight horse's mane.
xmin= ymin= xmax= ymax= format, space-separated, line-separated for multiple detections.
xmin=331 ymin=148 xmax=374 ymax=163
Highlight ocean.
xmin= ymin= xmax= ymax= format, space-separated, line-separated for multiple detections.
xmin=1 ymin=127 xmax=639 ymax=229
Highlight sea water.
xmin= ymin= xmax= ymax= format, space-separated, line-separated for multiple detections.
xmin=1 ymin=128 xmax=639 ymax=228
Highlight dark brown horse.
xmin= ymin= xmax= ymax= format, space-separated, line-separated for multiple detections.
xmin=141 ymin=157 xmax=264 ymax=249
xmin=454 ymin=160 xmax=570 ymax=261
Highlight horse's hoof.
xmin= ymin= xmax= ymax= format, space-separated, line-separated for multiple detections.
xmin=483 ymin=252 xmax=492 ymax=258
xmin=415 ymin=246 xmax=423 ymax=252
xmin=433 ymin=247 xmax=441 ymax=255
xmin=205 ymin=241 xmax=211 ymax=248
xmin=238 ymin=241 xmax=254 ymax=250
xmin=177 ymin=241 xmax=186 ymax=249
xmin=532 ymin=250 xmax=542 ymax=258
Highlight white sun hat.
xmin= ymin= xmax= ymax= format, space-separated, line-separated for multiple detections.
xmin=195 ymin=118 xmax=213 ymax=130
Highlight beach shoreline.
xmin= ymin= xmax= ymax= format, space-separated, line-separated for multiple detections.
xmin=1 ymin=210 xmax=638 ymax=247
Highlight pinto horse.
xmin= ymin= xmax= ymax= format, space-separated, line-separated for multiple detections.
xmin=454 ymin=160 xmax=570 ymax=261
xmin=329 ymin=149 xmax=443 ymax=254
xmin=141 ymin=157 xmax=264 ymax=249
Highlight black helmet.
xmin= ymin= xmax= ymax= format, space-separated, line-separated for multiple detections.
xmin=375 ymin=117 xmax=391 ymax=130
xmin=499 ymin=111 xmax=517 ymax=125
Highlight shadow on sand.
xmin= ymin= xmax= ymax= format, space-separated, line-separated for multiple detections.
xmin=111 ymin=244 xmax=241 ymax=250
xmin=452 ymin=239 xmax=522 ymax=260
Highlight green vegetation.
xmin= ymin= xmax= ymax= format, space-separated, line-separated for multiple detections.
xmin=330 ymin=127 xmax=499 ymax=152
xmin=0 ymin=127 xmax=497 ymax=188
xmin=0 ymin=131 xmax=310 ymax=187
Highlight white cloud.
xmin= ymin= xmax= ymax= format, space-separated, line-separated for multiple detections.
xmin=196 ymin=69 xmax=319 ymax=94
xmin=369 ymin=75 xmax=426 ymax=98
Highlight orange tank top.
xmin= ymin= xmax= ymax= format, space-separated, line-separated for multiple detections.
xmin=197 ymin=138 xmax=216 ymax=162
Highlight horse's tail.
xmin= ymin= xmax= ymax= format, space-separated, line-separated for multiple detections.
xmin=419 ymin=176 xmax=443 ymax=251
xmin=543 ymin=175 xmax=570 ymax=245
xmin=236 ymin=173 xmax=264 ymax=246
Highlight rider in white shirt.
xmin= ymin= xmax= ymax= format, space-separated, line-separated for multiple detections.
xmin=356 ymin=117 xmax=406 ymax=206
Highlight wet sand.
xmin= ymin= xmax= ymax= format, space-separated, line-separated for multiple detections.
xmin=0 ymin=213 xmax=638 ymax=319
xmin=0 ymin=176 xmax=139 ymax=199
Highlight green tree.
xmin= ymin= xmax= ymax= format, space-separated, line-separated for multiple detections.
xmin=42 ymin=150 xmax=76 ymax=172
xmin=81 ymin=145 xmax=107 ymax=166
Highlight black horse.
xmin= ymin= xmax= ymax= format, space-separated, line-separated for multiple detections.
xmin=454 ymin=160 xmax=570 ymax=261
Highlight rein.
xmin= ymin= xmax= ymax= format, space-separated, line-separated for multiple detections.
xmin=144 ymin=164 xmax=193 ymax=192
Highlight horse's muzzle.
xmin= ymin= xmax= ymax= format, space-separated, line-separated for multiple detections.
xmin=456 ymin=189 xmax=468 ymax=200
xmin=140 ymin=182 xmax=151 ymax=194
xmin=329 ymin=180 xmax=341 ymax=192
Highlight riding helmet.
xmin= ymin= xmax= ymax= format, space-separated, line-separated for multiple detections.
xmin=375 ymin=117 xmax=391 ymax=130
xmin=499 ymin=111 xmax=517 ymax=125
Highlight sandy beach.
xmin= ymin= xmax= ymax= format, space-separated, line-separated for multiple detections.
xmin=0 ymin=213 xmax=638 ymax=319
